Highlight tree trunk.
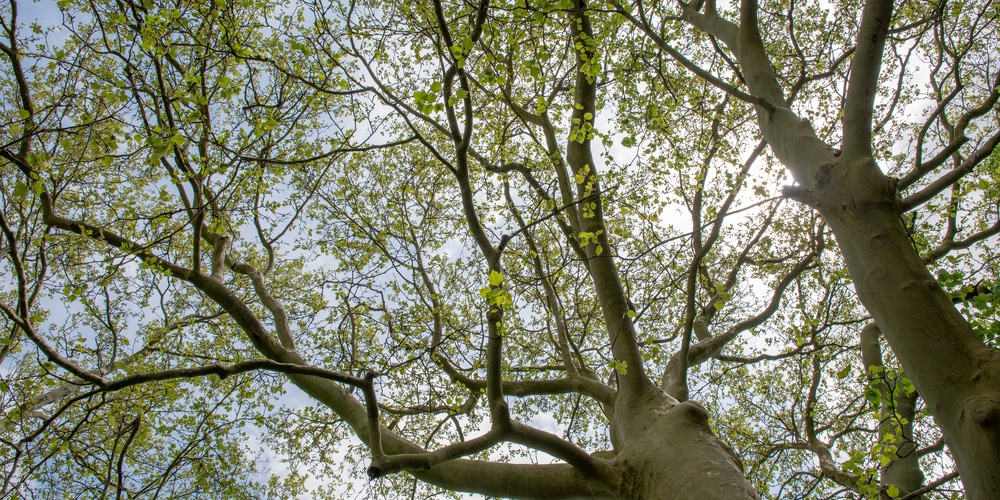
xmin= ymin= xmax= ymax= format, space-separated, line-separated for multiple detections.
xmin=610 ymin=391 xmax=759 ymax=499
xmin=808 ymin=157 xmax=1000 ymax=499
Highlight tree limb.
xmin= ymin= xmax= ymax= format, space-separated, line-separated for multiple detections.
xmin=842 ymin=0 xmax=893 ymax=158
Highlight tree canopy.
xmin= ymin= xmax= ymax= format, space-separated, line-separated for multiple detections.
xmin=1 ymin=0 xmax=998 ymax=498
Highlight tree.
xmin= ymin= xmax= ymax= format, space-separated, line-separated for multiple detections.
xmin=0 ymin=0 xmax=997 ymax=497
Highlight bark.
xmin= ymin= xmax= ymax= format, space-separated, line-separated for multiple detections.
xmin=610 ymin=393 xmax=759 ymax=499
xmin=808 ymin=160 xmax=1000 ymax=499
xmin=291 ymin=360 xmax=759 ymax=499
xmin=673 ymin=0 xmax=1000 ymax=496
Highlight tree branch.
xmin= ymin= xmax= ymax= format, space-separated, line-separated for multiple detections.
xmin=900 ymin=129 xmax=1000 ymax=211
xmin=842 ymin=0 xmax=893 ymax=158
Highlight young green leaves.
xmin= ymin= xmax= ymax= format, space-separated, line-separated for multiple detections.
xmin=480 ymin=270 xmax=512 ymax=311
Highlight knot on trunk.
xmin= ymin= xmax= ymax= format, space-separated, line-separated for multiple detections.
xmin=673 ymin=400 xmax=710 ymax=427
xmin=967 ymin=396 xmax=1000 ymax=427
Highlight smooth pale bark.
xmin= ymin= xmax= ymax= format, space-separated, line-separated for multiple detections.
xmin=673 ymin=0 xmax=1000 ymax=497
xmin=806 ymin=159 xmax=1000 ymax=498
xmin=610 ymin=394 xmax=758 ymax=499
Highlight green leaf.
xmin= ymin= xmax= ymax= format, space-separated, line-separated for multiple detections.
xmin=12 ymin=181 xmax=27 ymax=200
xmin=864 ymin=386 xmax=882 ymax=406
xmin=887 ymin=485 xmax=900 ymax=497
xmin=899 ymin=376 xmax=916 ymax=396
xmin=611 ymin=360 xmax=628 ymax=375
xmin=488 ymin=270 xmax=503 ymax=287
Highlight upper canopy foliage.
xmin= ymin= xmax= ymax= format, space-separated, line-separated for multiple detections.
xmin=0 ymin=0 xmax=997 ymax=498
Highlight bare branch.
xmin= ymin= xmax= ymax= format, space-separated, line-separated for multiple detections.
xmin=842 ymin=0 xmax=893 ymax=158
xmin=901 ymin=129 xmax=1000 ymax=211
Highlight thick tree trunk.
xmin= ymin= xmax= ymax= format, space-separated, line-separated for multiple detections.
xmin=808 ymin=157 xmax=1000 ymax=499
xmin=610 ymin=392 xmax=759 ymax=499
